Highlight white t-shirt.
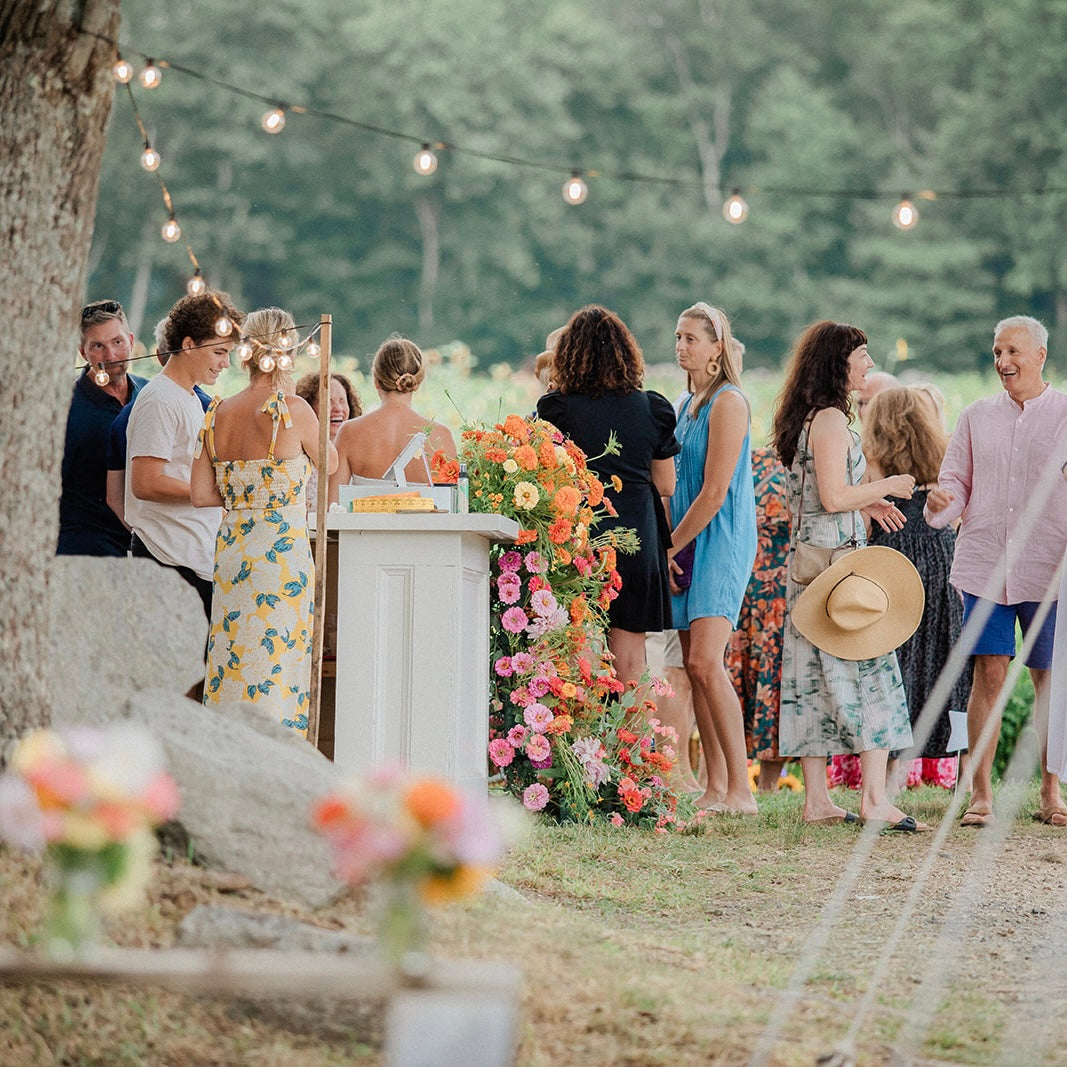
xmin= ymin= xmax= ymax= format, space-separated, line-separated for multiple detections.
xmin=125 ymin=374 xmax=220 ymax=581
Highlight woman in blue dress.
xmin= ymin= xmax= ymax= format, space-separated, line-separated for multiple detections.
xmin=670 ymin=302 xmax=758 ymax=813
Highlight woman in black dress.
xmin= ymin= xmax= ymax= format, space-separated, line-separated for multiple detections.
xmin=537 ymin=305 xmax=680 ymax=688
xmin=864 ymin=385 xmax=971 ymax=791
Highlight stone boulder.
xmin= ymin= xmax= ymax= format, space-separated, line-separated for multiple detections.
xmin=48 ymin=556 xmax=205 ymax=721
xmin=122 ymin=688 xmax=345 ymax=909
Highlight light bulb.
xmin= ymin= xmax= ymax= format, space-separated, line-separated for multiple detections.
xmin=112 ymin=58 xmax=134 ymax=84
xmin=93 ymin=367 xmax=110 ymax=386
xmin=258 ymin=354 xmax=276 ymax=373
xmin=305 ymin=341 xmax=321 ymax=359
xmin=413 ymin=144 xmax=438 ymax=175
xmin=161 ymin=216 xmax=181 ymax=242
xmin=277 ymin=331 xmax=293 ymax=349
xmin=214 ymin=315 xmax=233 ymax=337
xmin=562 ymin=172 xmax=588 ymax=205
xmin=139 ymin=61 xmax=162 ymax=89
xmin=186 ymin=270 xmax=206 ymax=296
xmin=723 ymin=191 xmax=749 ymax=224
xmin=140 ymin=145 xmax=161 ymax=171
xmin=236 ymin=342 xmax=253 ymax=363
xmin=261 ymin=107 xmax=286 ymax=134
xmin=893 ymin=198 xmax=919 ymax=230
xmin=277 ymin=353 xmax=293 ymax=371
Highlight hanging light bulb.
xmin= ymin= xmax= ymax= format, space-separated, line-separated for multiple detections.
xmin=214 ymin=315 xmax=234 ymax=337
xmin=562 ymin=171 xmax=588 ymax=205
xmin=893 ymin=197 xmax=919 ymax=230
xmin=186 ymin=270 xmax=207 ymax=296
xmin=140 ymin=144 xmax=161 ymax=172
xmin=722 ymin=189 xmax=749 ymax=224
xmin=258 ymin=354 xmax=276 ymax=373
xmin=261 ymin=106 xmax=286 ymax=134
xmin=305 ymin=341 xmax=321 ymax=359
xmin=93 ymin=366 xmax=110 ymax=386
xmin=139 ymin=60 xmax=162 ymax=89
xmin=413 ymin=143 xmax=439 ymax=175
xmin=277 ymin=353 xmax=293 ymax=372
xmin=161 ymin=215 xmax=181 ymax=242
xmin=236 ymin=341 xmax=253 ymax=363
xmin=277 ymin=331 xmax=293 ymax=350
xmin=112 ymin=58 xmax=134 ymax=84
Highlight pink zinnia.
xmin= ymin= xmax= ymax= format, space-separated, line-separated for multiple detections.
xmin=523 ymin=783 xmax=550 ymax=812
xmin=506 ymin=725 xmax=527 ymax=747
xmin=527 ymin=675 xmax=551 ymax=698
xmin=524 ymin=551 xmax=548 ymax=574
xmin=501 ymin=607 xmax=528 ymax=633
xmin=510 ymin=652 xmax=535 ymax=674
xmin=610 ymin=812 xmax=625 ymax=827
xmin=498 ymin=551 xmax=522 ymax=573
xmin=523 ymin=703 xmax=554 ymax=732
xmin=525 ymin=733 xmax=551 ymax=762
xmin=497 ymin=572 xmax=522 ymax=604
xmin=494 ymin=656 xmax=514 ymax=678
xmin=488 ymin=739 xmax=515 ymax=768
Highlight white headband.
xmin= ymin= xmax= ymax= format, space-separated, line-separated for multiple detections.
xmin=692 ymin=301 xmax=722 ymax=341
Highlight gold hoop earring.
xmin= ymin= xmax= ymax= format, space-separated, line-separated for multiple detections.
xmin=706 ymin=359 xmax=721 ymax=377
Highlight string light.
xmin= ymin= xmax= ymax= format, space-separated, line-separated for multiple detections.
xmin=140 ymin=143 xmax=161 ymax=172
xmin=306 ymin=341 xmax=321 ymax=359
xmin=261 ymin=106 xmax=286 ymax=134
xmin=235 ymin=341 xmax=253 ymax=363
xmin=413 ymin=143 xmax=438 ymax=175
xmin=186 ymin=269 xmax=207 ymax=295
xmin=893 ymin=197 xmax=919 ymax=230
xmin=723 ymin=189 xmax=749 ymax=224
xmin=139 ymin=60 xmax=162 ymax=90
xmin=161 ymin=214 xmax=182 ymax=242
xmin=277 ymin=353 xmax=293 ymax=371
xmin=93 ymin=366 xmax=110 ymax=386
xmin=277 ymin=331 xmax=294 ymax=349
xmin=112 ymin=58 xmax=134 ymax=84
xmin=562 ymin=171 xmax=588 ymax=205
xmin=214 ymin=315 xmax=234 ymax=336
xmin=258 ymin=354 xmax=276 ymax=373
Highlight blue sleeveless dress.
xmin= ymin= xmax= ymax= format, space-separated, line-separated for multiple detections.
xmin=670 ymin=385 xmax=757 ymax=629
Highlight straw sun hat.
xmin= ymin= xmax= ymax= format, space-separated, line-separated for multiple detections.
xmin=791 ymin=546 xmax=924 ymax=661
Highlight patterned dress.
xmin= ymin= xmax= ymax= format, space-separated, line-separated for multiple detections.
xmin=727 ymin=448 xmax=790 ymax=760
xmin=779 ymin=416 xmax=912 ymax=757
xmin=198 ymin=393 xmax=314 ymax=734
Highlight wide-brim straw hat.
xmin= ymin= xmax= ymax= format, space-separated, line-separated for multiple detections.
xmin=791 ymin=546 xmax=924 ymax=661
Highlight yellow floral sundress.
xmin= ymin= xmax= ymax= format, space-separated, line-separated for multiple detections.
xmin=197 ymin=393 xmax=313 ymax=734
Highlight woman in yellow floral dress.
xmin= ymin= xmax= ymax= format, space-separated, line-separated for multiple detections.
xmin=191 ymin=308 xmax=337 ymax=733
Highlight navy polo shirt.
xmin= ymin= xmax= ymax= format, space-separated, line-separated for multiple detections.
xmin=57 ymin=369 xmax=148 ymax=556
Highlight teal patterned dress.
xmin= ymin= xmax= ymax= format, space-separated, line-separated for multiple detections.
xmin=197 ymin=393 xmax=313 ymax=734
xmin=778 ymin=416 xmax=912 ymax=757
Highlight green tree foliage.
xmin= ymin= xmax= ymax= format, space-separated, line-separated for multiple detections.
xmin=90 ymin=0 xmax=1067 ymax=371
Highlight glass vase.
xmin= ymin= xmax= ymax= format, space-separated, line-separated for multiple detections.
xmin=42 ymin=846 xmax=111 ymax=960
xmin=375 ymin=879 xmax=429 ymax=973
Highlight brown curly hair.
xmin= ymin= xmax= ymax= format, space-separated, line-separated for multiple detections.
xmin=295 ymin=372 xmax=362 ymax=418
xmin=552 ymin=305 xmax=644 ymax=397
xmin=772 ymin=320 xmax=868 ymax=468
xmin=163 ymin=290 xmax=243 ymax=355
xmin=862 ymin=386 xmax=948 ymax=486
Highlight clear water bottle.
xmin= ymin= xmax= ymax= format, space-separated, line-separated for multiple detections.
xmin=457 ymin=462 xmax=469 ymax=513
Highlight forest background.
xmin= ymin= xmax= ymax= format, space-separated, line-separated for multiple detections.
xmin=88 ymin=0 xmax=1067 ymax=383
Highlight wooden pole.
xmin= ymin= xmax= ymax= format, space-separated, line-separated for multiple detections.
xmin=307 ymin=314 xmax=332 ymax=749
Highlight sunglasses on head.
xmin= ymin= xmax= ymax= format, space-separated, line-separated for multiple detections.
xmin=81 ymin=300 xmax=124 ymax=321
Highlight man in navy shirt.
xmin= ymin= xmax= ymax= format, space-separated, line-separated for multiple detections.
xmin=58 ymin=300 xmax=148 ymax=556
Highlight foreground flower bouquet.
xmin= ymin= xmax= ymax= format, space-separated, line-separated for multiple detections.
xmin=312 ymin=770 xmax=508 ymax=967
xmin=435 ymin=414 xmax=699 ymax=832
xmin=0 ymin=722 xmax=181 ymax=958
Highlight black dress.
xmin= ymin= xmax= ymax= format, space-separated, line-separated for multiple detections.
xmin=870 ymin=489 xmax=972 ymax=757
xmin=537 ymin=390 xmax=680 ymax=632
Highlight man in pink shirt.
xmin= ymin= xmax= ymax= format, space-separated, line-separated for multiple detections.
xmin=926 ymin=316 xmax=1067 ymax=828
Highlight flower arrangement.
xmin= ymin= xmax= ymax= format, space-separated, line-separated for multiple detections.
xmin=0 ymin=722 xmax=181 ymax=957
xmin=311 ymin=769 xmax=507 ymax=963
xmin=433 ymin=414 xmax=698 ymax=832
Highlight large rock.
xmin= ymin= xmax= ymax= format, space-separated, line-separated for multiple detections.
xmin=48 ymin=556 xmax=205 ymax=720
xmin=122 ymin=688 xmax=345 ymax=909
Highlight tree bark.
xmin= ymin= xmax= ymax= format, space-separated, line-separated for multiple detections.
xmin=0 ymin=0 xmax=120 ymax=753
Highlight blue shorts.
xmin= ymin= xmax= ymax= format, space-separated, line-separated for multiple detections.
xmin=960 ymin=594 xmax=1057 ymax=670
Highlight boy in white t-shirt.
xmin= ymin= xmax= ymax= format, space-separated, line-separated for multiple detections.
xmin=126 ymin=291 xmax=243 ymax=618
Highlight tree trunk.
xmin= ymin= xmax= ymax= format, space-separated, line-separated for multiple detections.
xmin=0 ymin=1 xmax=120 ymax=753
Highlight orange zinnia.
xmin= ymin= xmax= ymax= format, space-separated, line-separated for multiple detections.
xmin=404 ymin=778 xmax=460 ymax=827
xmin=552 ymin=486 xmax=581 ymax=517
xmin=513 ymin=445 xmax=538 ymax=471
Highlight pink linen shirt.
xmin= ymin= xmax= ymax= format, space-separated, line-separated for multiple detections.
xmin=924 ymin=384 xmax=1067 ymax=604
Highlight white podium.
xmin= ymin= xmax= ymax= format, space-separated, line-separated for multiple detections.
xmin=326 ymin=512 xmax=519 ymax=789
